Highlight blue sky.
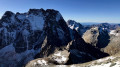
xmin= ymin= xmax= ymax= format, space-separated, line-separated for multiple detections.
xmin=0 ymin=0 xmax=120 ymax=23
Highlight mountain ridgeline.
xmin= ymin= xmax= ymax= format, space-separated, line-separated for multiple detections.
xmin=0 ymin=9 xmax=120 ymax=67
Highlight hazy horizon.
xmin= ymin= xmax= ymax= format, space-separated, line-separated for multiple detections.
xmin=0 ymin=0 xmax=120 ymax=23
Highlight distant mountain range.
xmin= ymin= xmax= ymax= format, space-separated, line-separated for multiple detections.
xmin=80 ymin=22 xmax=120 ymax=25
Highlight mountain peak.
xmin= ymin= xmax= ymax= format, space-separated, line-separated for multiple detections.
xmin=28 ymin=8 xmax=45 ymax=15
xmin=1 ymin=11 xmax=15 ymax=19
xmin=28 ymin=8 xmax=59 ymax=15
xmin=4 ymin=11 xmax=15 ymax=16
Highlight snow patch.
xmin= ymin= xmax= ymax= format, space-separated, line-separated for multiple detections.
xmin=33 ymin=62 xmax=37 ymax=66
xmin=97 ymin=56 xmax=115 ymax=62
xmin=112 ymin=61 xmax=120 ymax=67
xmin=116 ymin=33 xmax=120 ymax=36
xmin=17 ymin=13 xmax=45 ymax=31
xmin=55 ymin=65 xmax=67 ymax=67
xmin=110 ymin=30 xmax=116 ymax=35
xmin=54 ymin=52 xmax=61 ymax=56
xmin=53 ymin=51 xmax=68 ymax=64
xmin=68 ymin=24 xmax=74 ymax=30
xmin=27 ymin=14 xmax=45 ymax=30
xmin=70 ymin=65 xmax=76 ymax=67
xmin=92 ymin=27 xmax=98 ymax=30
xmin=37 ymin=60 xmax=48 ymax=65
xmin=91 ymin=63 xmax=111 ymax=67
xmin=110 ymin=30 xmax=120 ymax=36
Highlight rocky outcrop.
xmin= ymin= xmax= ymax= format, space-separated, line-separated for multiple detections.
xmin=82 ymin=27 xmax=110 ymax=49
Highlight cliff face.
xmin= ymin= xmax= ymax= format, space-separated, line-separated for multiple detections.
xmin=82 ymin=27 xmax=110 ymax=48
xmin=0 ymin=9 xmax=71 ymax=66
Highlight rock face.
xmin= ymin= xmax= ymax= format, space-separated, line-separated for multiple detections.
xmin=0 ymin=9 xmax=71 ymax=67
xmin=82 ymin=27 xmax=110 ymax=49
xmin=82 ymin=27 xmax=99 ymax=46
xmin=104 ymin=28 xmax=120 ymax=55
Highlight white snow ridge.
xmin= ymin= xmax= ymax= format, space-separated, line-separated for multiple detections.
xmin=53 ymin=51 xmax=67 ymax=64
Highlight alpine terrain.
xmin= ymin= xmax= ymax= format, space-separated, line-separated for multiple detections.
xmin=0 ymin=9 xmax=120 ymax=67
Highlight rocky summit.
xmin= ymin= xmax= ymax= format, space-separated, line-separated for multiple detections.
xmin=0 ymin=8 xmax=71 ymax=67
xmin=0 ymin=9 xmax=120 ymax=67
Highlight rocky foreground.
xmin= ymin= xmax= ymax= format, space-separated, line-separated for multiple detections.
xmin=26 ymin=53 xmax=120 ymax=67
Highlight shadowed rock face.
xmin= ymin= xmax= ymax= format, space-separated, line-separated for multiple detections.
xmin=0 ymin=9 xmax=71 ymax=67
xmin=66 ymin=29 xmax=109 ymax=64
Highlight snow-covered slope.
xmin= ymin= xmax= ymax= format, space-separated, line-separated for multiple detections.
xmin=26 ymin=53 xmax=120 ymax=67
xmin=67 ymin=20 xmax=88 ymax=36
